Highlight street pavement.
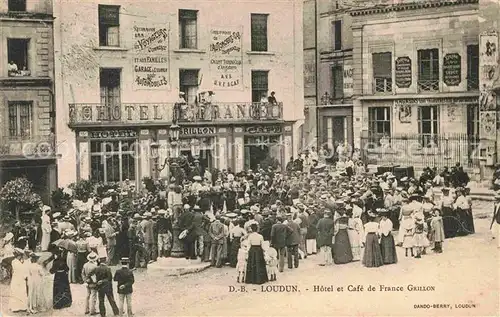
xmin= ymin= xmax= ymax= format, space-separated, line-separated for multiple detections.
xmin=0 ymin=215 xmax=498 ymax=316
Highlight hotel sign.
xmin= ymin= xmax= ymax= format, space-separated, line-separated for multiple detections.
xmin=72 ymin=102 xmax=283 ymax=124
xmin=132 ymin=25 xmax=170 ymax=90
xmin=209 ymin=27 xmax=244 ymax=90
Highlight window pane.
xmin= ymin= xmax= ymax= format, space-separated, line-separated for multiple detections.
xmin=251 ymin=14 xmax=268 ymax=51
xmin=99 ymin=5 xmax=120 ymax=25
xmin=252 ymin=71 xmax=268 ymax=90
xmin=106 ymin=26 xmax=120 ymax=47
xmin=91 ymin=155 xmax=105 ymax=182
xmin=421 ymin=121 xmax=431 ymax=134
xmin=372 ymin=52 xmax=392 ymax=78
xmin=421 ymin=107 xmax=430 ymax=119
xmin=122 ymin=154 xmax=136 ymax=181
xmin=106 ymin=155 xmax=120 ymax=183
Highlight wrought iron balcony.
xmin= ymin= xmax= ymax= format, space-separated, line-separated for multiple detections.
xmin=0 ymin=135 xmax=56 ymax=158
xmin=373 ymin=77 xmax=392 ymax=93
xmin=68 ymin=102 xmax=283 ymax=127
xmin=417 ymin=79 xmax=439 ymax=92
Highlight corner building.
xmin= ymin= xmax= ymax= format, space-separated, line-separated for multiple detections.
xmin=54 ymin=0 xmax=304 ymax=187
xmin=0 ymin=0 xmax=57 ymax=203
xmin=351 ymin=0 xmax=483 ymax=178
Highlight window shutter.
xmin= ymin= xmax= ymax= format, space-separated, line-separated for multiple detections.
xmin=180 ymin=70 xmax=199 ymax=86
xmin=373 ymin=52 xmax=392 ymax=78
xmin=99 ymin=5 xmax=119 ymax=25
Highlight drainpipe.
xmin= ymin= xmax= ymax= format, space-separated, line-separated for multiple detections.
xmin=314 ymin=0 xmax=319 ymax=149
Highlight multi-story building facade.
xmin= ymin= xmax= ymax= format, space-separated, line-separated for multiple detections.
xmin=351 ymin=0 xmax=482 ymax=177
xmin=303 ymin=0 xmax=354 ymax=152
xmin=0 ymin=0 xmax=56 ymax=202
xmin=317 ymin=0 xmax=354 ymax=152
xmin=54 ymin=0 xmax=304 ymax=187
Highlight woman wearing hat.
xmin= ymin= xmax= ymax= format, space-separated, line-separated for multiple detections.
xmin=362 ymin=214 xmax=384 ymax=268
xmin=27 ymin=252 xmax=51 ymax=314
xmin=49 ymin=248 xmax=72 ymax=309
xmin=9 ymin=248 xmax=29 ymax=312
xmin=332 ymin=210 xmax=353 ymax=265
xmin=378 ymin=209 xmax=397 ymax=265
xmin=439 ymin=187 xmax=457 ymax=238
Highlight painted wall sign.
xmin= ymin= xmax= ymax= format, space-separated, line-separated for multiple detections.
xmin=209 ymin=27 xmax=243 ymax=90
xmin=76 ymin=102 xmax=282 ymax=123
xmin=245 ymin=125 xmax=283 ymax=134
xmin=89 ymin=130 xmax=138 ymax=139
xmin=132 ymin=25 xmax=170 ymax=90
xmin=343 ymin=63 xmax=354 ymax=97
xmin=442 ymin=53 xmax=461 ymax=86
xmin=179 ymin=127 xmax=216 ymax=135
xmin=394 ymin=97 xmax=477 ymax=106
xmin=395 ymin=56 xmax=412 ymax=88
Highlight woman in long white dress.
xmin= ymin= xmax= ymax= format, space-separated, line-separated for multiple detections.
xmin=347 ymin=207 xmax=364 ymax=261
xmin=27 ymin=253 xmax=52 ymax=314
xmin=41 ymin=209 xmax=52 ymax=251
xmin=9 ymin=248 xmax=29 ymax=313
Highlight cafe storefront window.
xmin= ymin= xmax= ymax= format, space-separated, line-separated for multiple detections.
xmin=244 ymin=135 xmax=282 ymax=171
xmin=90 ymin=139 xmax=137 ymax=183
xmin=179 ymin=137 xmax=214 ymax=174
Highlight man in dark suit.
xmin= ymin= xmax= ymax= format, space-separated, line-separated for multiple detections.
xmin=113 ymin=257 xmax=135 ymax=316
xmin=270 ymin=217 xmax=290 ymax=272
xmin=178 ymin=205 xmax=195 ymax=259
xmin=286 ymin=214 xmax=301 ymax=269
xmin=92 ymin=261 xmax=119 ymax=317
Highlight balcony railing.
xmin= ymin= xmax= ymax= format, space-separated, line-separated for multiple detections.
xmin=417 ymin=79 xmax=439 ymax=92
xmin=467 ymin=77 xmax=479 ymax=91
xmin=0 ymin=135 xmax=56 ymax=158
xmin=8 ymin=70 xmax=31 ymax=77
xmin=68 ymin=102 xmax=283 ymax=126
xmin=374 ymin=77 xmax=392 ymax=93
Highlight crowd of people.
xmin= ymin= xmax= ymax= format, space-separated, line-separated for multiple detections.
xmin=0 ymin=151 xmax=486 ymax=314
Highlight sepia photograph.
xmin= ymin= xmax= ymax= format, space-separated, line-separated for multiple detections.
xmin=0 ymin=0 xmax=499 ymax=316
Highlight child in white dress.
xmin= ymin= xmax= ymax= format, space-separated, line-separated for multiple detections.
xmin=264 ymin=247 xmax=278 ymax=281
xmin=236 ymin=241 xmax=249 ymax=283
xmin=402 ymin=220 xmax=415 ymax=257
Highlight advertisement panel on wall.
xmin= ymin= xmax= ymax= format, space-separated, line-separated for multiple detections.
xmin=303 ymin=49 xmax=316 ymax=97
xmin=343 ymin=61 xmax=353 ymax=97
xmin=479 ymin=31 xmax=498 ymax=143
xmin=209 ymin=27 xmax=244 ymax=90
xmin=132 ymin=25 xmax=170 ymax=90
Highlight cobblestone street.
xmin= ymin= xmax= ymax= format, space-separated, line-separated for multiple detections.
xmin=0 ymin=216 xmax=497 ymax=317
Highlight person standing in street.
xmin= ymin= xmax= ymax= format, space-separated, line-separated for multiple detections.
xmin=92 ymin=260 xmax=119 ymax=317
xmin=286 ymin=213 xmax=301 ymax=269
xmin=82 ymin=252 xmax=98 ymax=315
xmin=141 ymin=213 xmax=155 ymax=263
xmin=209 ymin=216 xmax=225 ymax=267
xmin=270 ymin=217 xmax=290 ymax=272
xmin=113 ymin=257 xmax=135 ymax=317
xmin=156 ymin=210 xmax=173 ymax=258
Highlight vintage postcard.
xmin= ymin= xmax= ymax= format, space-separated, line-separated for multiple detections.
xmin=0 ymin=0 xmax=498 ymax=316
